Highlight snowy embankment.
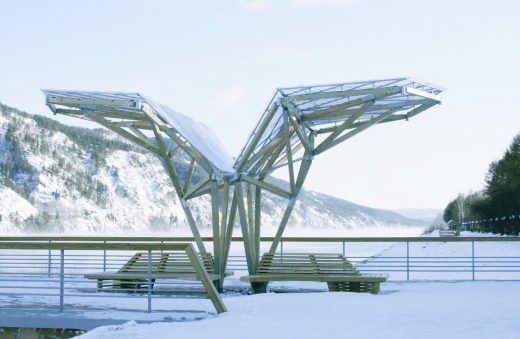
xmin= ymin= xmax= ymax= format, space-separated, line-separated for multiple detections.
xmin=77 ymin=233 xmax=520 ymax=339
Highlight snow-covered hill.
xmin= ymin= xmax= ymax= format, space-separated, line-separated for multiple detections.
xmin=0 ymin=102 xmax=426 ymax=234
xmin=393 ymin=208 xmax=442 ymax=222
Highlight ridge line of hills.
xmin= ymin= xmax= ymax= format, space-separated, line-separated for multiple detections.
xmin=0 ymin=101 xmax=428 ymax=234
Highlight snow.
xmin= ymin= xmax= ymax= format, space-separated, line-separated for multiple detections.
xmin=0 ymin=187 xmax=38 ymax=232
xmin=78 ymin=281 xmax=520 ymax=339
xmin=71 ymin=234 xmax=520 ymax=338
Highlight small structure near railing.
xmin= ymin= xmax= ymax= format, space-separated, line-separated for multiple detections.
xmin=439 ymin=230 xmax=458 ymax=237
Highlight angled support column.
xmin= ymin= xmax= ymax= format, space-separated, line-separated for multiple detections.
xmin=246 ymin=183 xmax=255 ymax=264
xmin=235 ymin=182 xmax=255 ymax=275
xmin=222 ymin=187 xmax=238 ymax=270
xmin=268 ymin=153 xmax=313 ymax=254
xmin=254 ymin=186 xmax=261 ymax=265
xmin=219 ymin=182 xmax=230 ymax=278
xmin=150 ymin=122 xmax=207 ymax=254
xmin=210 ymin=181 xmax=223 ymax=290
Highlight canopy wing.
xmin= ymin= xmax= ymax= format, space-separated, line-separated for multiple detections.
xmin=235 ymin=77 xmax=443 ymax=175
xmin=43 ymin=90 xmax=235 ymax=173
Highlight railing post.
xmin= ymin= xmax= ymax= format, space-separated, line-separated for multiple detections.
xmin=406 ymin=241 xmax=410 ymax=281
xmin=48 ymin=240 xmax=52 ymax=277
xmin=472 ymin=241 xmax=475 ymax=281
xmin=59 ymin=249 xmax=64 ymax=312
xmin=147 ymin=249 xmax=152 ymax=313
xmin=280 ymin=239 xmax=283 ymax=258
xmin=342 ymin=241 xmax=346 ymax=257
xmin=103 ymin=240 xmax=107 ymax=272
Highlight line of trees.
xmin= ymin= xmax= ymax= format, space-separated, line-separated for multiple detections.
xmin=443 ymin=132 xmax=520 ymax=235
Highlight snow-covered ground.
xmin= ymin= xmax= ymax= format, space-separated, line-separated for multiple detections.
xmin=79 ymin=281 xmax=520 ymax=339
xmin=79 ymin=233 xmax=518 ymax=338
xmin=1 ymin=233 xmax=519 ymax=338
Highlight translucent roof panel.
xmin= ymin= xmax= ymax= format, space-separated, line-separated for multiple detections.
xmin=43 ymin=90 xmax=235 ymax=173
xmin=142 ymin=96 xmax=235 ymax=172
xmin=235 ymin=77 xmax=443 ymax=167
xmin=43 ymin=77 xmax=443 ymax=174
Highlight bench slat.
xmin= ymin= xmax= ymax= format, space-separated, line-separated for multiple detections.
xmin=241 ymin=273 xmax=387 ymax=283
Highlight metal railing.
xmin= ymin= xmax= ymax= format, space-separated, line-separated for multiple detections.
xmin=1 ymin=236 xmax=519 ymax=279
xmin=0 ymin=236 xmax=519 ymax=314
xmin=450 ymin=214 xmax=520 ymax=235
xmin=0 ymin=241 xmax=226 ymax=315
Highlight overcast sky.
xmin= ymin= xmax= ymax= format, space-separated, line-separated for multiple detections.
xmin=1 ymin=0 xmax=519 ymax=210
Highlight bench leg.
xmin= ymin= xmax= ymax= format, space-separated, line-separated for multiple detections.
xmin=327 ymin=281 xmax=357 ymax=292
xmin=327 ymin=281 xmax=381 ymax=294
xmin=97 ymin=280 xmax=103 ymax=292
xmin=349 ymin=282 xmax=361 ymax=292
xmin=370 ymin=282 xmax=380 ymax=294
xmin=251 ymin=282 xmax=268 ymax=294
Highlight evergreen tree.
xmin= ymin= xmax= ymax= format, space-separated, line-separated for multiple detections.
xmin=443 ymin=132 xmax=520 ymax=234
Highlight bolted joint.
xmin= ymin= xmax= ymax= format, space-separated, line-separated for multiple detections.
xmin=211 ymin=172 xmax=228 ymax=183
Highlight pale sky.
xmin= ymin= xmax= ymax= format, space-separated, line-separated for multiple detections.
xmin=1 ymin=0 xmax=519 ymax=210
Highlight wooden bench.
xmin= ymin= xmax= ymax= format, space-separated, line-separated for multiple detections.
xmin=85 ymin=251 xmax=232 ymax=292
xmin=241 ymin=253 xmax=387 ymax=294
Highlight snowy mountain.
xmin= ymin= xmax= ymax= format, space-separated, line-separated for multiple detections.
xmin=0 ymin=102 xmax=426 ymax=235
xmin=393 ymin=208 xmax=443 ymax=223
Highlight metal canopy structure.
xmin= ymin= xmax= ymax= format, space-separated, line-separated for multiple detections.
xmin=43 ymin=77 xmax=443 ymax=288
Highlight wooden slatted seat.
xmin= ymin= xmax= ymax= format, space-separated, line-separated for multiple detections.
xmin=85 ymin=252 xmax=232 ymax=292
xmin=241 ymin=253 xmax=387 ymax=294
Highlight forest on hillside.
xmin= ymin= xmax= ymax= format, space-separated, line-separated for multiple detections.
xmin=443 ymin=132 xmax=520 ymax=235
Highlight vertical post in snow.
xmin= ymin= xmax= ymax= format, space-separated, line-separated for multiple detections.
xmin=280 ymin=240 xmax=284 ymax=258
xmin=48 ymin=240 xmax=52 ymax=277
xmin=471 ymin=241 xmax=475 ymax=281
xmin=406 ymin=241 xmax=410 ymax=281
xmin=147 ymin=249 xmax=152 ymax=313
xmin=103 ymin=240 xmax=107 ymax=272
xmin=342 ymin=241 xmax=346 ymax=257
xmin=59 ymin=249 xmax=64 ymax=312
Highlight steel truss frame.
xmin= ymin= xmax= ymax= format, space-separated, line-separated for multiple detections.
xmin=43 ymin=77 xmax=443 ymax=287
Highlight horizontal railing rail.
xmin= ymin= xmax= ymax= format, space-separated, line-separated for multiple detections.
xmin=1 ymin=236 xmax=518 ymax=242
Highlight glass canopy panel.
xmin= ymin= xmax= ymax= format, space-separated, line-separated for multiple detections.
xmin=143 ymin=96 xmax=235 ymax=173
xmin=235 ymin=77 xmax=443 ymax=166
xmin=43 ymin=90 xmax=235 ymax=173
xmin=43 ymin=90 xmax=233 ymax=172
